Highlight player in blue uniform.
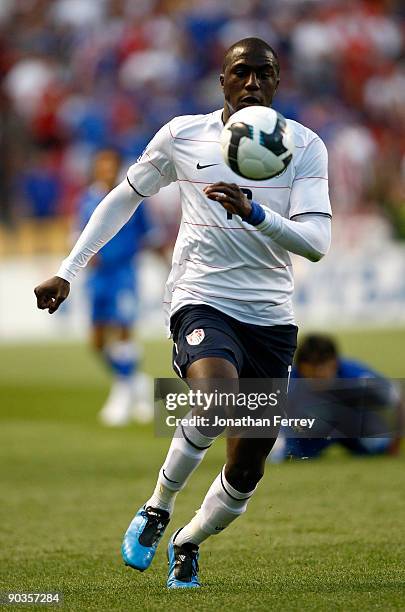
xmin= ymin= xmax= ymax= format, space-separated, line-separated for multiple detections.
xmin=79 ymin=149 xmax=155 ymax=425
xmin=271 ymin=334 xmax=402 ymax=460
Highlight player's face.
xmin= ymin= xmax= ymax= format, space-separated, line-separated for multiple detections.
xmin=298 ymin=359 xmax=338 ymax=379
xmin=93 ymin=152 xmax=121 ymax=188
xmin=221 ymin=48 xmax=280 ymax=122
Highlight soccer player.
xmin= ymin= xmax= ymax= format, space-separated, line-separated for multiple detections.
xmin=272 ymin=334 xmax=402 ymax=460
xmin=78 ymin=148 xmax=155 ymax=426
xmin=34 ymin=38 xmax=332 ymax=588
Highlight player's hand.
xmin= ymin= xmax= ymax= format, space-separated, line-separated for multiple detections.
xmin=203 ymin=182 xmax=251 ymax=218
xmin=34 ymin=276 xmax=70 ymax=314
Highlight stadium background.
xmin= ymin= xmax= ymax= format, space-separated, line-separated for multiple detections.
xmin=0 ymin=1 xmax=404 ymax=610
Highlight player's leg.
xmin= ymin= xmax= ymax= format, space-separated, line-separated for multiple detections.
xmin=148 ymin=357 xmax=237 ymax=511
xmin=91 ymin=321 xmax=132 ymax=425
xmin=103 ymin=325 xmax=139 ymax=382
xmin=124 ymin=325 xmax=154 ymax=424
xmin=122 ymin=356 xmax=237 ymax=572
xmin=91 ymin=323 xmax=106 ymax=354
xmin=110 ymin=284 xmax=154 ymax=423
xmin=90 ymin=282 xmax=132 ymax=425
xmin=167 ymin=320 xmax=297 ymax=588
xmin=97 ymin=323 xmax=141 ymax=426
xmin=168 ymin=435 xmax=275 ymax=588
xmin=122 ymin=305 xmax=243 ymax=572
xmin=175 ymin=434 xmax=276 ymax=544
xmin=165 ymin=356 xmax=243 ymax=588
xmin=96 ymin=281 xmax=145 ymax=425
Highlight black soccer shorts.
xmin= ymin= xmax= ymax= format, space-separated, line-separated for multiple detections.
xmin=170 ymin=304 xmax=297 ymax=379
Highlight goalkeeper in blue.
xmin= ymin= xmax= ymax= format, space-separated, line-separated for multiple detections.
xmin=35 ymin=38 xmax=331 ymax=588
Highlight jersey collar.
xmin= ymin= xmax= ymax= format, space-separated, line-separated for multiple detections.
xmin=211 ymin=108 xmax=225 ymax=128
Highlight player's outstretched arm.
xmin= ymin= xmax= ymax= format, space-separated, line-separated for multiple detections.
xmin=34 ymin=122 xmax=176 ymax=314
xmin=57 ymin=180 xmax=143 ymax=282
xmin=34 ymin=276 xmax=70 ymax=314
xmin=34 ymin=180 xmax=143 ymax=314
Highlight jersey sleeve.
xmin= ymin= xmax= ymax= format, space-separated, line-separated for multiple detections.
xmin=289 ymin=137 xmax=332 ymax=219
xmin=127 ymin=122 xmax=177 ymax=197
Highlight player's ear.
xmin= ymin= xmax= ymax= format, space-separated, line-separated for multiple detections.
xmin=220 ymin=73 xmax=224 ymax=89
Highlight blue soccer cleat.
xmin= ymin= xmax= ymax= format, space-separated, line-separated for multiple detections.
xmin=167 ymin=531 xmax=201 ymax=589
xmin=121 ymin=506 xmax=170 ymax=571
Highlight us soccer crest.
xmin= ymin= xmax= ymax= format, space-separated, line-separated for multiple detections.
xmin=186 ymin=328 xmax=205 ymax=346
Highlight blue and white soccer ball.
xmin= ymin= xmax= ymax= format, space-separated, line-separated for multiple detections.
xmin=220 ymin=106 xmax=294 ymax=180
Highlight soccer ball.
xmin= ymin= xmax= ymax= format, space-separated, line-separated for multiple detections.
xmin=220 ymin=106 xmax=294 ymax=180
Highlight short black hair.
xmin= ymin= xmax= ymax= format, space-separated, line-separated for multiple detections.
xmin=295 ymin=334 xmax=338 ymax=366
xmin=222 ymin=37 xmax=280 ymax=75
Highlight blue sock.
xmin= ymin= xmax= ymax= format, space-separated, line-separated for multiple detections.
xmin=104 ymin=340 xmax=138 ymax=378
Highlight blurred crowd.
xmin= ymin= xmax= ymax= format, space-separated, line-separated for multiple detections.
xmin=0 ymin=0 xmax=404 ymax=237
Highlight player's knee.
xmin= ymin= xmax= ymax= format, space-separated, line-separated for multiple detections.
xmin=225 ymin=461 xmax=265 ymax=492
xmin=91 ymin=328 xmax=106 ymax=353
xmin=92 ymin=338 xmax=104 ymax=353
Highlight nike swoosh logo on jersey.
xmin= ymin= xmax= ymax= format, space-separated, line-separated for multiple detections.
xmin=196 ymin=162 xmax=220 ymax=170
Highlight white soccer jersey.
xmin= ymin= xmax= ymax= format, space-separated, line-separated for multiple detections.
xmin=127 ymin=109 xmax=331 ymax=328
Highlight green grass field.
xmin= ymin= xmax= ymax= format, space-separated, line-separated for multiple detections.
xmin=1 ymin=330 xmax=405 ymax=611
